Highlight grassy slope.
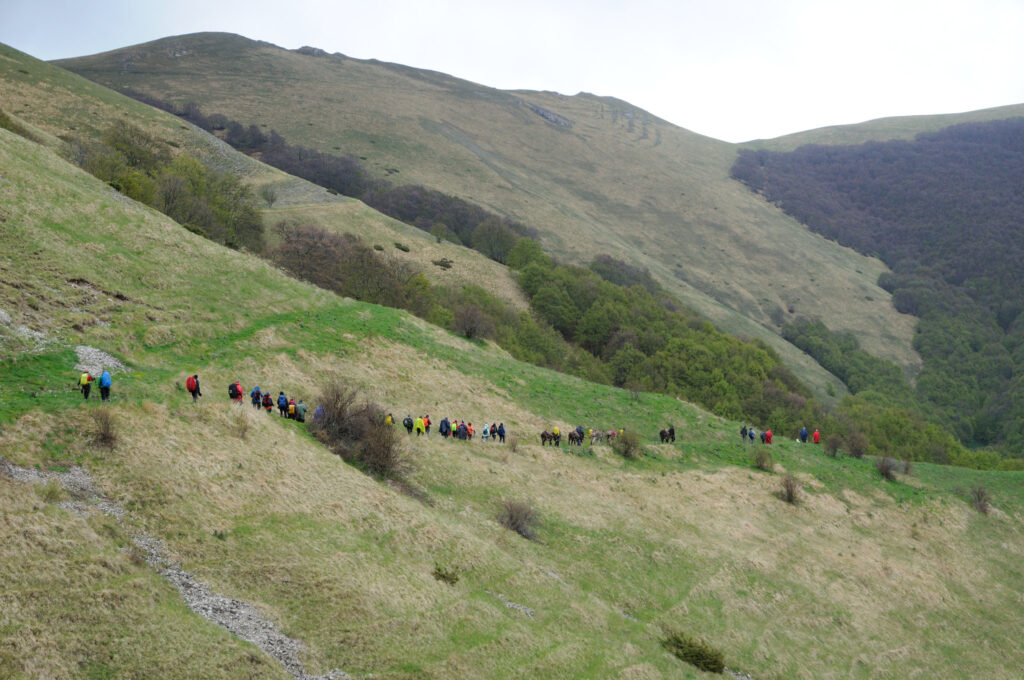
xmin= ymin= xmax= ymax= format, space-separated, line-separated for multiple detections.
xmin=54 ymin=32 xmax=930 ymax=399
xmin=0 ymin=42 xmax=526 ymax=313
xmin=3 ymin=96 xmax=1024 ymax=680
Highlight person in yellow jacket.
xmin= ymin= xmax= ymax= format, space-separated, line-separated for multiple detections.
xmin=384 ymin=413 xmax=394 ymax=426
xmin=79 ymin=371 xmax=94 ymax=400
xmin=414 ymin=416 xmax=426 ymax=436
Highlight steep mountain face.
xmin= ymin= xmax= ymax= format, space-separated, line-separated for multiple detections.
xmin=56 ymin=32 xmax=924 ymax=399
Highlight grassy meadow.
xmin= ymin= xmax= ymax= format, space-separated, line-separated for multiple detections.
xmin=2 ymin=96 xmax=1024 ymax=680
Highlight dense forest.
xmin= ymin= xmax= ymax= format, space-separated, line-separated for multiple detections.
xmin=732 ymin=118 xmax=1024 ymax=453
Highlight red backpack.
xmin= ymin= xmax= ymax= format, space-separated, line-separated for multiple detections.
xmin=186 ymin=376 xmax=197 ymax=392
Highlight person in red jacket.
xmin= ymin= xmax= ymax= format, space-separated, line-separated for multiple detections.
xmin=765 ymin=428 xmax=773 ymax=444
xmin=813 ymin=429 xmax=821 ymax=444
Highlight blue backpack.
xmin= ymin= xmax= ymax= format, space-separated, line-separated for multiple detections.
xmin=100 ymin=371 xmax=111 ymax=388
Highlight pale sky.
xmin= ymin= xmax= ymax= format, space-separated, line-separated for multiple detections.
xmin=2 ymin=0 xmax=1023 ymax=142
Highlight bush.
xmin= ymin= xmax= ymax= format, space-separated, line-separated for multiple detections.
xmin=875 ymin=456 xmax=898 ymax=481
xmin=611 ymin=430 xmax=642 ymax=460
xmin=753 ymin=447 xmax=774 ymax=472
xmin=970 ymin=485 xmax=991 ymax=514
xmin=452 ymin=304 xmax=495 ymax=340
xmin=779 ymin=474 xmax=800 ymax=504
xmin=232 ymin=408 xmax=251 ymax=440
xmin=846 ymin=431 xmax=869 ymax=459
xmin=507 ymin=434 xmax=519 ymax=453
xmin=91 ymin=408 xmax=117 ymax=449
xmin=431 ymin=564 xmax=461 ymax=586
xmin=497 ymin=499 xmax=539 ymax=540
xmin=309 ymin=383 xmax=410 ymax=479
xmin=824 ymin=433 xmax=842 ymax=457
xmin=662 ymin=630 xmax=725 ymax=674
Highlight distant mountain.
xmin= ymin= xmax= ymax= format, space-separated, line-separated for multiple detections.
xmin=56 ymin=32 xmax=924 ymax=400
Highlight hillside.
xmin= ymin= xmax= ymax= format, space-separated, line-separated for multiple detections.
xmin=54 ymin=32 xmax=927 ymax=400
xmin=4 ymin=102 xmax=1024 ymax=680
xmin=0 ymin=42 xmax=528 ymax=314
xmin=3 ymin=42 xmax=1024 ymax=679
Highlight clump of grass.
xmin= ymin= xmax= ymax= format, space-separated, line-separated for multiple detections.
xmin=970 ymin=485 xmax=991 ymax=514
xmin=232 ymin=409 xmax=250 ymax=440
xmin=432 ymin=564 xmax=461 ymax=586
xmin=875 ymin=456 xmax=898 ymax=481
xmin=779 ymin=474 xmax=800 ymax=504
xmin=91 ymin=407 xmax=117 ymax=449
xmin=902 ymin=458 xmax=913 ymax=476
xmin=497 ymin=499 xmax=539 ymax=541
xmin=38 ymin=479 xmax=66 ymax=503
xmin=309 ymin=383 xmax=410 ymax=479
xmin=661 ymin=630 xmax=725 ymax=674
xmin=611 ymin=430 xmax=642 ymax=460
xmin=507 ymin=434 xmax=519 ymax=453
xmin=752 ymin=447 xmax=774 ymax=472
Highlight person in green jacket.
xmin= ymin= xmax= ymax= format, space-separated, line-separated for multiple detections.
xmin=296 ymin=399 xmax=308 ymax=423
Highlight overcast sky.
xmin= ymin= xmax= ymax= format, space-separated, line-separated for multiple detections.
xmin=3 ymin=0 xmax=1023 ymax=142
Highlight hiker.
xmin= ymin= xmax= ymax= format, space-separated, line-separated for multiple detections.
xmin=552 ymin=425 xmax=560 ymax=446
xmin=262 ymin=391 xmax=273 ymax=414
xmin=799 ymin=426 xmax=808 ymax=443
xmin=295 ymin=400 xmax=307 ymax=423
xmin=668 ymin=425 xmax=675 ymax=442
xmin=760 ymin=430 xmax=767 ymax=444
xmin=813 ymin=429 xmax=821 ymax=444
xmin=740 ymin=425 xmax=748 ymax=443
xmin=439 ymin=417 xmax=451 ymax=438
xmin=79 ymin=370 xmax=94 ymax=400
xmin=467 ymin=422 xmax=474 ymax=440
xmin=313 ymin=405 xmax=325 ymax=421
xmin=498 ymin=423 xmax=505 ymax=443
xmin=277 ymin=392 xmax=288 ymax=417
xmin=424 ymin=415 xmax=431 ymax=435
xmin=403 ymin=415 xmax=414 ymax=434
xmin=288 ymin=398 xmax=297 ymax=420
xmin=414 ymin=416 xmax=425 ymax=436
xmin=250 ymin=386 xmax=263 ymax=409
xmin=748 ymin=428 xmax=756 ymax=445
xmin=490 ymin=423 xmax=497 ymax=441
xmin=765 ymin=428 xmax=773 ymax=444
xmin=481 ymin=424 xmax=490 ymax=442
xmin=384 ymin=413 xmax=394 ymax=427
xmin=457 ymin=421 xmax=468 ymax=440
xmin=186 ymin=374 xmax=201 ymax=403
xmin=228 ymin=381 xmax=243 ymax=405
xmin=99 ymin=370 xmax=112 ymax=401
xmin=576 ymin=425 xmax=585 ymax=442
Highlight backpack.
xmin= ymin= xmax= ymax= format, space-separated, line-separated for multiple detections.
xmin=289 ymin=403 xmax=296 ymax=414
xmin=228 ymin=383 xmax=240 ymax=398
xmin=403 ymin=416 xmax=413 ymax=428
xmin=186 ymin=376 xmax=197 ymax=392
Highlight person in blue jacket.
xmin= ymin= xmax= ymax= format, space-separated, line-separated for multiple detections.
xmin=99 ymin=370 xmax=112 ymax=401
xmin=799 ymin=426 xmax=809 ymax=443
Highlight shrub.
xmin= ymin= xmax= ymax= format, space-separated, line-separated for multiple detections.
xmin=232 ymin=408 xmax=250 ymax=440
xmin=846 ymin=431 xmax=869 ymax=458
xmin=308 ymin=383 xmax=410 ymax=479
xmin=662 ymin=630 xmax=725 ymax=674
xmin=394 ymin=242 xmax=410 ymax=252
xmin=497 ymin=499 xmax=539 ymax=540
xmin=875 ymin=456 xmax=897 ymax=480
xmin=970 ymin=485 xmax=991 ymax=514
xmin=452 ymin=304 xmax=495 ymax=340
xmin=753 ymin=447 xmax=774 ymax=472
xmin=508 ymin=434 xmax=519 ymax=453
xmin=91 ymin=408 xmax=117 ymax=449
xmin=779 ymin=474 xmax=800 ymax=504
xmin=824 ymin=433 xmax=842 ymax=457
xmin=432 ymin=564 xmax=461 ymax=586
xmin=611 ymin=430 xmax=642 ymax=460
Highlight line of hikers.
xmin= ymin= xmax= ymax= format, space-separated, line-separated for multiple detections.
xmin=740 ymin=424 xmax=820 ymax=445
xmin=385 ymin=414 xmax=507 ymax=443
xmin=78 ymin=370 xmax=113 ymax=401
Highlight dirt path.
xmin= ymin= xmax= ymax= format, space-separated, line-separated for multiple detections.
xmin=0 ymin=457 xmax=346 ymax=680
